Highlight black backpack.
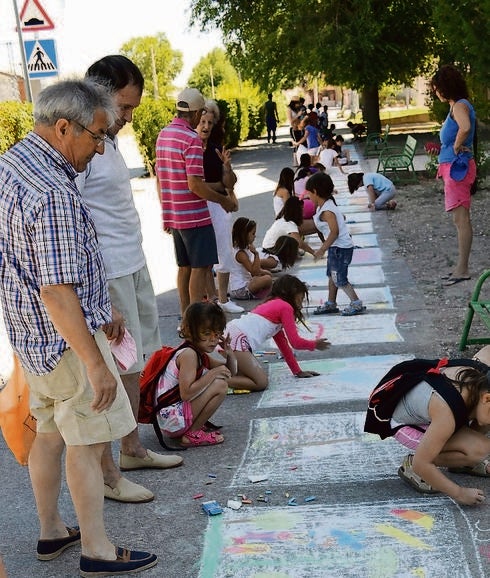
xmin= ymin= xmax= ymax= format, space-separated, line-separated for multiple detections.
xmin=364 ymin=357 xmax=488 ymax=440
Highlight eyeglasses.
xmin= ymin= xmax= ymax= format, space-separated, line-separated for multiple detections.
xmin=72 ymin=120 xmax=110 ymax=147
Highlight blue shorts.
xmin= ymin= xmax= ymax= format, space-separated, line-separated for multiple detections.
xmin=326 ymin=246 xmax=353 ymax=287
xmin=172 ymin=225 xmax=218 ymax=268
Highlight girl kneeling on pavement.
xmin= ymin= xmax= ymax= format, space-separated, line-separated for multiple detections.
xmin=155 ymin=302 xmax=237 ymax=447
xmin=348 ymin=172 xmax=397 ymax=211
xmin=225 ymin=275 xmax=330 ymax=391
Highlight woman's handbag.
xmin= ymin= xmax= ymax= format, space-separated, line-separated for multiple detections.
xmin=0 ymin=354 xmax=36 ymax=466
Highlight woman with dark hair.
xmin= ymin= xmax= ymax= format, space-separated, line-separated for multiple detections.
xmin=431 ymin=64 xmax=476 ymax=286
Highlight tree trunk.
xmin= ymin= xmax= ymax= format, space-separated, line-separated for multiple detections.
xmin=362 ymin=85 xmax=381 ymax=134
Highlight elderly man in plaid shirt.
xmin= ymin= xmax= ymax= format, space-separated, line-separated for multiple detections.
xmin=0 ymin=80 xmax=156 ymax=576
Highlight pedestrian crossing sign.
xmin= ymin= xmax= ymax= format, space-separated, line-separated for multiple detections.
xmin=24 ymin=39 xmax=58 ymax=79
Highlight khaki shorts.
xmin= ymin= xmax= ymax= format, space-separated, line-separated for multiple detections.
xmin=108 ymin=265 xmax=161 ymax=374
xmin=26 ymin=330 xmax=136 ymax=446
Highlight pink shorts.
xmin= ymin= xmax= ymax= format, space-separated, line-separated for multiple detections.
xmin=438 ymin=159 xmax=476 ymax=211
xmin=394 ymin=425 xmax=428 ymax=450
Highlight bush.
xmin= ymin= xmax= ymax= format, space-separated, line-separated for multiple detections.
xmin=132 ymin=96 xmax=175 ymax=174
xmin=0 ymin=101 xmax=33 ymax=154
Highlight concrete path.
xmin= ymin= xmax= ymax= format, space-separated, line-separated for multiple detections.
xmin=1 ymin=121 xmax=488 ymax=578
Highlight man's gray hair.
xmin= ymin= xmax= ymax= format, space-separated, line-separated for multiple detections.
xmin=34 ymin=79 xmax=116 ymax=128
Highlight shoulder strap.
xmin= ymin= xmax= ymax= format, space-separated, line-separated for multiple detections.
xmin=153 ymin=343 xmax=208 ymax=416
xmin=424 ymin=373 xmax=468 ymax=432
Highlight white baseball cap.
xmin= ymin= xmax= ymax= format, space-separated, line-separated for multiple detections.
xmin=176 ymin=88 xmax=206 ymax=112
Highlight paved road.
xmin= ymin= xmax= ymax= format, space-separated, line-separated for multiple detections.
xmin=1 ymin=121 xmax=489 ymax=578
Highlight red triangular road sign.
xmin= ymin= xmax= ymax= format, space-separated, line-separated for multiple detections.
xmin=20 ymin=0 xmax=55 ymax=32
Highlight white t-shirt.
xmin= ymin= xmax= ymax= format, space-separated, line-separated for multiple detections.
xmin=313 ymin=199 xmax=353 ymax=249
xmin=318 ymin=148 xmax=338 ymax=169
xmin=261 ymin=218 xmax=299 ymax=250
xmin=229 ymin=247 xmax=253 ymax=291
xmin=77 ymin=136 xmax=145 ymax=279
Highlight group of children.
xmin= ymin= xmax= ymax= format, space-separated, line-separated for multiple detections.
xmin=146 ymin=156 xmax=490 ymax=508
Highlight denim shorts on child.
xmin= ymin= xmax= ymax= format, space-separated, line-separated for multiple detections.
xmin=25 ymin=329 xmax=136 ymax=446
xmin=326 ymin=246 xmax=354 ymax=287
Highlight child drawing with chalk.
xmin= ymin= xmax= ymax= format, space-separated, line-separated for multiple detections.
xmin=305 ymin=172 xmax=365 ymax=316
xmin=365 ymin=346 xmax=490 ymax=506
xmin=224 ymin=274 xmax=330 ymax=391
xmin=154 ymin=302 xmax=237 ymax=447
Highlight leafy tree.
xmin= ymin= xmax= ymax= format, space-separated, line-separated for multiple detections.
xmin=188 ymin=47 xmax=239 ymax=95
xmin=431 ymin=0 xmax=490 ymax=121
xmin=190 ymin=0 xmax=435 ymax=132
xmin=120 ymin=34 xmax=183 ymax=99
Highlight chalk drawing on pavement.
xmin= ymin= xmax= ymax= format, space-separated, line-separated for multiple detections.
xmin=298 ymin=265 xmax=385 ymax=285
xmin=259 ymin=354 xmax=413 ymax=409
xmin=231 ymin=412 xmax=405 ymax=486
xmin=352 ymin=247 xmax=383 ymax=265
xmin=298 ymin=246 xmax=383 ymax=266
xmin=348 ymin=221 xmax=374 ymax=234
xmin=297 ymin=314 xmax=404 ymax=345
xmin=352 ymin=233 xmax=379 ymax=247
xmin=199 ymin=499 xmax=483 ymax=578
xmin=306 ymin=286 xmax=393 ymax=309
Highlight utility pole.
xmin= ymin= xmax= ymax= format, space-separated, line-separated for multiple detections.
xmin=12 ymin=0 xmax=33 ymax=102
xmin=209 ymin=64 xmax=215 ymax=99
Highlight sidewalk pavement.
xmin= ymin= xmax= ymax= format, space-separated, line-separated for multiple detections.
xmin=1 ymin=122 xmax=488 ymax=578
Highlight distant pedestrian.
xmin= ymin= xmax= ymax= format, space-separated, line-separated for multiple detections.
xmin=264 ymin=92 xmax=280 ymax=143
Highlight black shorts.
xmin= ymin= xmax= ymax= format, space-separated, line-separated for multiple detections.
xmin=172 ymin=225 xmax=218 ymax=267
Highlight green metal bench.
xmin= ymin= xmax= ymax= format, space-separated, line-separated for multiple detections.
xmin=364 ymin=124 xmax=390 ymax=157
xmin=459 ymin=270 xmax=490 ymax=350
xmin=376 ymin=134 xmax=418 ymax=184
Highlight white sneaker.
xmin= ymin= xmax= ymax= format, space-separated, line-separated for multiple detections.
xmin=220 ymin=300 xmax=244 ymax=314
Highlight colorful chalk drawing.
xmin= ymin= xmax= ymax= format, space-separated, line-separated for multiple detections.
xmin=348 ymin=221 xmax=374 ymax=234
xmin=259 ymin=354 xmax=413 ymax=408
xmin=199 ymin=499 xmax=484 ymax=578
xmin=231 ymin=412 xmax=406 ymax=486
xmin=297 ymin=313 xmax=404 ymax=345
xmin=351 ymin=247 xmax=383 ymax=265
xmin=351 ymin=233 xmax=379 ymax=247
xmin=306 ymin=286 xmax=393 ymax=309
xmin=297 ymin=265 xmax=385 ymax=286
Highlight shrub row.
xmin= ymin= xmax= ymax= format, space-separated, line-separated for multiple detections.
xmin=0 ymin=94 xmax=265 ymax=172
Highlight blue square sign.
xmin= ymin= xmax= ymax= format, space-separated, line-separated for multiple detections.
xmin=24 ymin=39 xmax=58 ymax=78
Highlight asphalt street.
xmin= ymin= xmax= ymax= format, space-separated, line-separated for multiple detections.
xmin=1 ymin=120 xmax=489 ymax=578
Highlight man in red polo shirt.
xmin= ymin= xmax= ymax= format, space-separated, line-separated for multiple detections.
xmin=156 ymin=88 xmax=236 ymax=319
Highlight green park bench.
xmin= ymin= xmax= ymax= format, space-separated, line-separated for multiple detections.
xmin=459 ymin=270 xmax=490 ymax=350
xmin=376 ymin=134 xmax=418 ymax=184
xmin=364 ymin=124 xmax=390 ymax=157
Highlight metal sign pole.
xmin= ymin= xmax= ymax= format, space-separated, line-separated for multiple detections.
xmin=12 ymin=0 xmax=33 ymax=102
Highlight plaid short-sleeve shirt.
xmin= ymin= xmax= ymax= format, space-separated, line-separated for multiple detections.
xmin=0 ymin=132 xmax=111 ymax=375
